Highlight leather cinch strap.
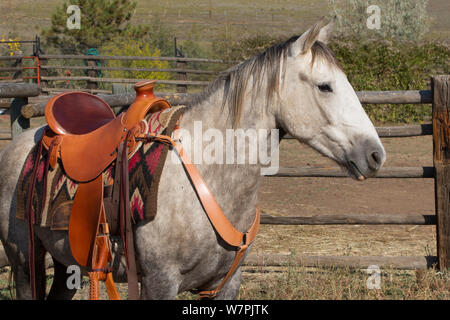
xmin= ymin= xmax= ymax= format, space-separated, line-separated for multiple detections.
xmin=118 ymin=135 xmax=140 ymax=300
xmin=25 ymin=137 xmax=44 ymax=300
xmin=138 ymin=132 xmax=260 ymax=299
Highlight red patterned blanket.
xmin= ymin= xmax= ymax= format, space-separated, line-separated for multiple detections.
xmin=16 ymin=106 xmax=185 ymax=229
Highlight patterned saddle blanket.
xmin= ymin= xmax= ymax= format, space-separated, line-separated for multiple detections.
xmin=16 ymin=106 xmax=185 ymax=230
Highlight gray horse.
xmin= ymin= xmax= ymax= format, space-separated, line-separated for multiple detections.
xmin=0 ymin=20 xmax=385 ymax=299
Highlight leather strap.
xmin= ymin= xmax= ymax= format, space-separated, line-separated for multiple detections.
xmin=118 ymin=134 xmax=140 ymax=300
xmin=86 ymin=195 xmax=121 ymax=300
xmin=137 ymin=132 xmax=260 ymax=299
xmin=174 ymin=139 xmax=257 ymax=247
xmin=104 ymin=272 xmax=121 ymax=300
xmin=172 ymin=138 xmax=260 ymax=299
xmin=88 ymin=271 xmax=100 ymax=300
xmin=197 ymin=205 xmax=260 ymax=299
xmin=25 ymin=136 xmax=45 ymax=300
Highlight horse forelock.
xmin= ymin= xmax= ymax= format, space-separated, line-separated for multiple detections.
xmin=182 ymin=35 xmax=340 ymax=128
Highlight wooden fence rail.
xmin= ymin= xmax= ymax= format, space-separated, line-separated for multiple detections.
xmin=244 ymin=253 xmax=437 ymax=270
xmin=17 ymin=90 xmax=433 ymax=119
xmin=0 ymin=82 xmax=40 ymax=98
xmin=40 ymin=65 xmax=220 ymax=75
xmin=0 ymin=54 xmax=231 ymax=93
xmin=285 ymin=124 xmax=433 ymax=138
xmin=19 ymin=91 xmax=188 ymax=118
xmin=357 ymin=90 xmax=432 ymax=104
xmin=0 ymin=54 xmax=230 ymax=63
xmin=272 ymin=166 xmax=435 ymax=178
xmin=260 ymin=212 xmax=436 ymax=225
xmin=0 ymin=245 xmax=436 ymax=271
xmin=39 ymin=76 xmax=210 ymax=86
xmin=38 ymin=54 xmax=230 ymax=63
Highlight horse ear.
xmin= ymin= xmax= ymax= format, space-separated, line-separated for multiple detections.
xmin=317 ymin=19 xmax=335 ymax=44
xmin=291 ymin=18 xmax=333 ymax=56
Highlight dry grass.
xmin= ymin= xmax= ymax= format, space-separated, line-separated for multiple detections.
xmin=252 ymin=225 xmax=436 ymax=257
xmin=239 ymin=265 xmax=449 ymax=300
xmin=1 ymin=264 xmax=448 ymax=300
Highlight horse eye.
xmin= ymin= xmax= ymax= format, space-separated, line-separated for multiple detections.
xmin=318 ymin=83 xmax=333 ymax=93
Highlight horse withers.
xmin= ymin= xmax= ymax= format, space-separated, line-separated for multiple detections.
xmin=0 ymin=19 xmax=385 ymax=299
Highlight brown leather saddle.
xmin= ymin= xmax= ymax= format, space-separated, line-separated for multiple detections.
xmin=43 ymin=80 xmax=170 ymax=182
xmin=27 ymin=80 xmax=170 ymax=300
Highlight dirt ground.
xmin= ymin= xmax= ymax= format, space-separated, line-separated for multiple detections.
xmin=253 ymin=133 xmax=436 ymax=258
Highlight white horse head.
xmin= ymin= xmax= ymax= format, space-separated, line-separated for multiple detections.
xmin=274 ymin=20 xmax=386 ymax=179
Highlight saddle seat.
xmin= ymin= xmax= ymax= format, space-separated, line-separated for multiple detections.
xmin=44 ymin=80 xmax=171 ymax=182
xmin=45 ymin=92 xmax=116 ymax=136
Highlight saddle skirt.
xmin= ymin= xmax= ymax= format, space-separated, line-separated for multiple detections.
xmin=16 ymin=105 xmax=185 ymax=229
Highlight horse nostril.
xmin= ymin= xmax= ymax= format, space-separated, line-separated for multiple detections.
xmin=369 ymin=151 xmax=382 ymax=170
xmin=372 ymin=152 xmax=380 ymax=163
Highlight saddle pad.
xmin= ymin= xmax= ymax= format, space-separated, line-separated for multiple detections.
xmin=16 ymin=105 xmax=185 ymax=228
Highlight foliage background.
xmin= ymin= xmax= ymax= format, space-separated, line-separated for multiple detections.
xmin=100 ymin=39 xmax=171 ymax=91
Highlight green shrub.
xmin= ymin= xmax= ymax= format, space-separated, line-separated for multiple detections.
xmin=212 ymin=33 xmax=282 ymax=62
xmin=212 ymin=33 xmax=449 ymax=123
xmin=330 ymin=38 xmax=449 ymax=123
xmin=101 ymin=39 xmax=172 ymax=91
xmin=143 ymin=13 xmax=174 ymax=57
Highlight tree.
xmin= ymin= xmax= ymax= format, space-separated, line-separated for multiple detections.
xmin=41 ymin=0 xmax=149 ymax=54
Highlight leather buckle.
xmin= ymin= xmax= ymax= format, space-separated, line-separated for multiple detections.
xmin=242 ymin=233 xmax=247 ymax=246
xmin=198 ymin=290 xmax=217 ymax=300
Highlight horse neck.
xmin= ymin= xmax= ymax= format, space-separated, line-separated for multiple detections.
xmin=183 ymin=76 xmax=277 ymax=131
xmin=177 ymin=82 xmax=274 ymax=228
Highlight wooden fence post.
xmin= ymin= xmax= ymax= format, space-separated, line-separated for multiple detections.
xmin=176 ymin=59 xmax=187 ymax=93
xmin=86 ymin=58 xmax=98 ymax=90
xmin=38 ymin=55 xmax=48 ymax=89
xmin=432 ymin=75 xmax=450 ymax=270
xmin=13 ymin=57 xmax=22 ymax=81
xmin=10 ymin=97 xmax=30 ymax=139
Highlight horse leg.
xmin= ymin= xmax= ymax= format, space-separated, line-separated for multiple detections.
xmin=10 ymin=262 xmax=32 ymax=300
xmin=211 ymin=267 xmax=242 ymax=300
xmin=47 ymin=257 xmax=77 ymax=300
xmin=7 ymin=238 xmax=47 ymax=300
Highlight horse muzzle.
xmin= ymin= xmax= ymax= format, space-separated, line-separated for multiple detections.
xmin=345 ymin=138 xmax=386 ymax=180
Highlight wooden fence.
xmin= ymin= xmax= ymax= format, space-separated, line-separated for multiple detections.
xmin=0 ymin=54 xmax=229 ymax=94
xmin=0 ymin=75 xmax=449 ymax=272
